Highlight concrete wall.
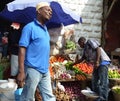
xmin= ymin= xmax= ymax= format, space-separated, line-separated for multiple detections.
xmin=55 ymin=0 xmax=103 ymax=43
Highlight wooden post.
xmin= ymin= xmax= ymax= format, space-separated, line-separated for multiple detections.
xmin=102 ymin=0 xmax=118 ymax=49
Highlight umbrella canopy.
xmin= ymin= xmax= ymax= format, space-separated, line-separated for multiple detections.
xmin=0 ymin=0 xmax=82 ymax=29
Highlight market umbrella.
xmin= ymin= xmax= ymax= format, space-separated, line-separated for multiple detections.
xmin=0 ymin=0 xmax=82 ymax=29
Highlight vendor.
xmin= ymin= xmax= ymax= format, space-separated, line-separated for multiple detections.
xmin=73 ymin=37 xmax=111 ymax=101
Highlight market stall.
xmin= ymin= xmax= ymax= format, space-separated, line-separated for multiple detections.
xmin=49 ymin=54 xmax=93 ymax=101
xmin=48 ymin=53 xmax=120 ymax=101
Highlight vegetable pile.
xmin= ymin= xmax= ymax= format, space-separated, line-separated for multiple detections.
xmin=49 ymin=55 xmax=65 ymax=64
xmin=65 ymin=40 xmax=76 ymax=50
xmin=49 ymin=55 xmax=93 ymax=80
xmin=49 ymin=55 xmax=67 ymax=78
xmin=61 ymin=81 xmax=85 ymax=100
xmin=65 ymin=61 xmax=93 ymax=80
xmin=73 ymin=62 xmax=93 ymax=74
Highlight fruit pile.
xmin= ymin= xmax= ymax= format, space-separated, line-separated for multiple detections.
xmin=112 ymin=86 xmax=120 ymax=94
xmin=108 ymin=69 xmax=120 ymax=79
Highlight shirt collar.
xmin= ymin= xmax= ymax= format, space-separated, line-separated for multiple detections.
xmin=34 ymin=19 xmax=47 ymax=30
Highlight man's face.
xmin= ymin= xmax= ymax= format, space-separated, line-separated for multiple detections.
xmin=39 ymin=6 xmax=52 ymax=21
xmin=78 ymin=41 xmax=84 ymax=48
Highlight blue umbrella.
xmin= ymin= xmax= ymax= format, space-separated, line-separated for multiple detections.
xmin=0 ymin=0 xmax=82 ymax=29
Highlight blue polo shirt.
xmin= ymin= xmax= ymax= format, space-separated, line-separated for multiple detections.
xmin=19 ymin=19 xmax=50 ymax=73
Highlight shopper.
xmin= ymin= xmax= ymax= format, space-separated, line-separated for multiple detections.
xmin=8 ymin=26 xmax=22 ymax=79
xmin=74 ymin=37 xmax=111 ymax=101
xmin=17 ymin=2 xmax=55 ymax=101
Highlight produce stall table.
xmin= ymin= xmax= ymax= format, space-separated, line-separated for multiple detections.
xmin=52 ymin=76 xmax=120 ymax=101
xmin=53 ymin=77 xmax=92 ymax=101
xmin=49 ymin=54 xmax=93 ymax=100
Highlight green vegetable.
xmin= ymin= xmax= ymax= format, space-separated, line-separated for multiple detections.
xmin=65 ymin=61 xmax=73 ymax=70
xmin=112 ymin=86 xmax=120 ymax=94
xmin=65 ymin=40 xmax=76 ymax=50
xmin=73 ymin=67 xmax=87 ymax=77
xmin=65 ymin=61 xmax=87 ymax=77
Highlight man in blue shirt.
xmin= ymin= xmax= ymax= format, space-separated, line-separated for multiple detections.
xmin=17 ymin=2 xmax=55 ymax=101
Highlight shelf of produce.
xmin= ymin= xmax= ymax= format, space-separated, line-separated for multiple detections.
xmin=109 ymin=78 xmax=120 ymax=81
xmin=54 ymin=78 xmax=87 ymax=101
xmin=54 ymin=75 xmax=91 ymax=83
xmin=55 ymin=77 xmax=76 ymax=82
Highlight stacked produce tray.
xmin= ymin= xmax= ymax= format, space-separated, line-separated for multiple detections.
xmin=108 ymin=68 xmax=120 ymax=88
xmin=54 ymin=79 xmax=87 ymax=101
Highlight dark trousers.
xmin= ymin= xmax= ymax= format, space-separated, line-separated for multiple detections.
xmin=92 ymin=65 xmax=109 ymax=101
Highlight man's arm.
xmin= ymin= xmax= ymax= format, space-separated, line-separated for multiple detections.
xmin=73 ymin=54 xmax=85 ymax=65
xmin=95 ymin=47 xmax=101 ymax=67
xmin=18 ymin=47 xmax=26 ymax=72
xmin=18 ymin=46 xmax=26 ymax=73
xmin=17 ymin=46 xmax=26 ymax=87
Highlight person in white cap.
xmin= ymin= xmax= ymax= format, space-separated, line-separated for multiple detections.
xmin=17 ymin=2 xmax=55 ymax=101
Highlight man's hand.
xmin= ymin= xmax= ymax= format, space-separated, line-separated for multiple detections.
xmin=94 ymin=62 xmax=99 ymax=69
xmin=17 ymin=72 xmax=25 ymax=87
